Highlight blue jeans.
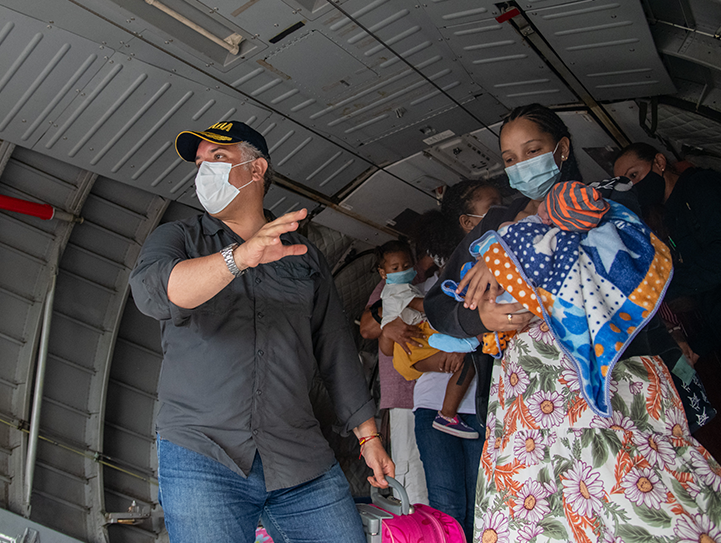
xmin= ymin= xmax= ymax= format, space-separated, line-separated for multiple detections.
xmin=414 ymin=409 xmax=484 ymax=542
xmin=157 ymin=438 xmax=366 ymax=543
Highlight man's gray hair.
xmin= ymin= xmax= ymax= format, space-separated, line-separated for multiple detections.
xmin=237 ymin=142 xmax=274 ymax=195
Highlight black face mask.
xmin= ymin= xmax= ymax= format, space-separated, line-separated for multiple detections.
xmin=633 ymin=170 xmax=665 ymax=212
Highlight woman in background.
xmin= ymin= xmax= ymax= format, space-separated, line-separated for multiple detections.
xmin=614 ymin=143 xmax=721 ymax=360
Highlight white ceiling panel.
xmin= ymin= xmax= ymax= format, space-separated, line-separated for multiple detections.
xmin=526 ymin=0 xmax=676 ymax=101
xmin=0 ymin=5 xmax=111 ymax=148
xmin=421 ymin=0 xmax=577 ymax=108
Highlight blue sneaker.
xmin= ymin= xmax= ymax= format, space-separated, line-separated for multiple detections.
xmin=432 ymin=412 xmax=479 ymax=439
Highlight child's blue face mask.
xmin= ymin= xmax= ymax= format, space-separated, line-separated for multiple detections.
xmin=505 ymin=142 xmax=561 ymax=200
xmin=385 ymin=268 xmax=417 ymax=285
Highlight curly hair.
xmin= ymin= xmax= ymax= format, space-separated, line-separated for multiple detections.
xmin=501 ymin=103 xmax=583 ymax=184
xmin=375 ymin=239 xmax=414 ymax=270
xmin=411 ymin=209 xmax=454 ymax=266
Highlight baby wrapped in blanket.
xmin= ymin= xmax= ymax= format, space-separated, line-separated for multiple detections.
xmin=441 ymin=181 xmax=673 ymax=417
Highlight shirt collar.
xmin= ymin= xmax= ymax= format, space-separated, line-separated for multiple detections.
xmin=200 ymin=209 xmax=279 ymax=239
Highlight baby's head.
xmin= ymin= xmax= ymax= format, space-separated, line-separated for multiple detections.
xmin=376 ymin=240 xmax=414 ymax=281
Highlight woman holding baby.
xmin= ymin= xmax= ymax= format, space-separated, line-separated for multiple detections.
xmin=424 ymin=104 xmax=721 ymax=542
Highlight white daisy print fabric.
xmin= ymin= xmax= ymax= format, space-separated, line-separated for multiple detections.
xmin=475 ymin=320 xmax=721 ymax=543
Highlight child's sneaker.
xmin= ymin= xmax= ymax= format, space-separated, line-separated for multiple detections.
xmin=432 ymin=412 xmax=479 ymax=439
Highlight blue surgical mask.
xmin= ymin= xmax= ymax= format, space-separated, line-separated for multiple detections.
xmin=385 ymin=268 xmax=417 ymax=285
xmin=505 ymin=142 xmax=561 ymax=200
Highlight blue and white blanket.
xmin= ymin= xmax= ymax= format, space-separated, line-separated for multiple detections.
xmin=442 ymin=201 xmax=673 ymax=417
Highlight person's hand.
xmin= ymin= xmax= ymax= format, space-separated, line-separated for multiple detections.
xmin=438 ymin=352 xmax=465 ymax=373
xmin=234 ymin=209 xmax=309 ymax=269
xmin=360 ymin=437 xmax=395 ymax=488
xmin=477 ymin=293 xmax=534 ymax=332
xmin=381 ymin=317 xmax=424 ymax=355
xmin=455 ymin=258 xmax=503 ymax=310
xmin=537 ymin=200 xmax=552 ymax=225
xmin=679 ymin=342 xmax=700 ymax=366
xmin=671 ymin=331 xmax=700 ymax=366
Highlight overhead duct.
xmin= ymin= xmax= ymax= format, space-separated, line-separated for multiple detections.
xmin=144 ymin=0 xmax=241 ymax=55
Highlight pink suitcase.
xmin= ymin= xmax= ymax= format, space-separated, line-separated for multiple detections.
xmin=357 ymin=477 xmax=466 ymax=543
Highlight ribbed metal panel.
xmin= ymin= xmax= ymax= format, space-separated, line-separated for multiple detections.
xmin=422 ymin=0 xmax=577 ymax=107
xmin=525 ymin=0 xmax=676 ymax=101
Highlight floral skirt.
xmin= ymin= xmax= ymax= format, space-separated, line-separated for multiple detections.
xmin=474 ymin=320 xmax=721 ymax=543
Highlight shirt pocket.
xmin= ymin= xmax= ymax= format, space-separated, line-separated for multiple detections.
xmin=269 ymin=262 xmax=316 ymax=316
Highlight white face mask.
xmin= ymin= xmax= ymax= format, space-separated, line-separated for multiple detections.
xmin=195 ymin=159 xmax=254 ymax=214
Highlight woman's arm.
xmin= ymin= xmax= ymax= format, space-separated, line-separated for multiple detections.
xmin=425 ymin=198 xmax=531 ymax=337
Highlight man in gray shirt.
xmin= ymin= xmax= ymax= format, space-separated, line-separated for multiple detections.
xmin=130 ymin=121 xmax=393 ymax=542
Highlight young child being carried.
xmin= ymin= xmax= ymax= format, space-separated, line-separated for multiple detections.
xmin=443 ymin=180 xmax=674 ymax=417
xmin=376 ymin=240 xmax=479 ymax=439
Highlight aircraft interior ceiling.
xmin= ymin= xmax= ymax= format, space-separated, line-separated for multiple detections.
xmin=0 ymin=0 xmax=720 ymax=541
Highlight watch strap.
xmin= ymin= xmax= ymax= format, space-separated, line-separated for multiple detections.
xmin=221 ymin=243 xmax=245 ymax=278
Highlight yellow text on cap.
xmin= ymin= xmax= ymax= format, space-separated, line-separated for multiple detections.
xmin=209 ymin=122 xmax=233 ymax=132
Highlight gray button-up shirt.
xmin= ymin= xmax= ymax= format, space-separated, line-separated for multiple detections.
xmin=129 ymin=212 xmax=374 ymax=490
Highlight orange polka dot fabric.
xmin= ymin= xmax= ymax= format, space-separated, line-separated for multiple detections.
xmin=469 ymin=199 xmax=673 ymax=417
xmin=483 ymin=242 xmax=544 ymax=319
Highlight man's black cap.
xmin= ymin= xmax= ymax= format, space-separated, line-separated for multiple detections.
xmin=175 ymin=121 xmax=269 ymax=162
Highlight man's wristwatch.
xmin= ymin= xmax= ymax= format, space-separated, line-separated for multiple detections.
xmin=221 ymin=243 xmax=245 ymax=278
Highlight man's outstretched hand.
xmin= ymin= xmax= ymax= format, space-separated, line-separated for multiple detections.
xmin=235 ymin=208 xmax=309 ymax=268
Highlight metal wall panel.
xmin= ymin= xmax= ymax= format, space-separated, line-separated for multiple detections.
xmin=0 ymin=143 xmax=93 ymax=523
